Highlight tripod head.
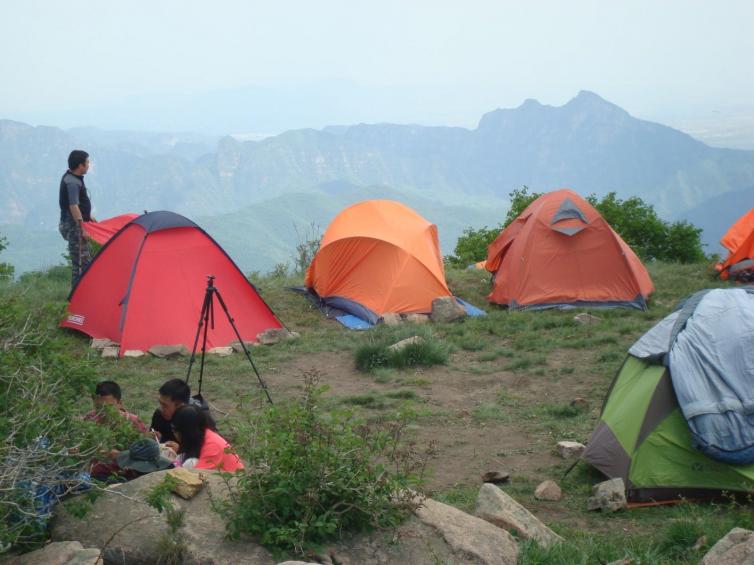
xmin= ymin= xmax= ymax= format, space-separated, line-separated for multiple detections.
xmin=206 ymin=274 xmax=216 ymax=288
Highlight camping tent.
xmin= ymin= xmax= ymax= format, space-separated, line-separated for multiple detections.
xmin=485 ymin=189 xmax=653 ymax=310
xmin=583 ymin=288 xmax=754 ymax=502
xmin=61 ymin=211 xmax=282 ymax=356
xmin=718 ymin=208 xmax=754 ymax=281
xmin=305 ymin=200 xmax=453 ymax=324
xmin=82 ymin=213 xmax=139 ymax=245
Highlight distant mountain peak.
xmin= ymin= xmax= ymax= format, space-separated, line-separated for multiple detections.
xmin=564 ymin=90 xmax=628 ymax=115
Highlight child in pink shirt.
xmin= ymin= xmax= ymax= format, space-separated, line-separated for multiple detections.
xmin=171 ymin=405 xmax=243 ymax=473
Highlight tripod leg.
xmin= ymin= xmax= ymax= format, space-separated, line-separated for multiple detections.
xmin=213 ymin=287 xmax=274 ymax=404
xmin=186 ymin=287 xmax=213 ymax=386
xmin=197 ymin=291 xmax=213 ymax=398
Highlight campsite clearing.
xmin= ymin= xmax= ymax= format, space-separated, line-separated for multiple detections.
xmin=47 ymin=260 xmax=754 ymax=562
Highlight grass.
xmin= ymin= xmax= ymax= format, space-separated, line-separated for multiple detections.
xmin=8 ymin=259 xmax=745 ymax=563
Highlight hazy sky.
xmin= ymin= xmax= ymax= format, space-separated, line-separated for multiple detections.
xmin=2 ymin=0 xmax=753 ymax=141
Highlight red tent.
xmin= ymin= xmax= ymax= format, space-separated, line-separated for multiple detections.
xmin=82 ymin=213 xmax=139 ymax=245
xmin=61 ymin=211 xmax=282 ymax=356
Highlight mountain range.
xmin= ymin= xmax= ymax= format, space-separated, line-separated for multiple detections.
xmin=1 ymin=90 xmax=752 ymax=274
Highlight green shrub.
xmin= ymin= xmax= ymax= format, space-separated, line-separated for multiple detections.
xmin=0 ymin=234 xmax=13 ymax=281
xmin=220 ymin=373 xmax=429 ymax=554
xmin=354 ymin=335 xmax=449 ymax=372
xmin=0 ymin=284 xmax=107 ymax=550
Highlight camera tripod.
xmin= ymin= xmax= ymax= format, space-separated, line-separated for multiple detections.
xmin=185 ymin=275 xmax=273 ymax=405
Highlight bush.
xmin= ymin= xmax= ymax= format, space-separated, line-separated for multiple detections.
xmin=0 ymin=234 xmax=14 ymax=281
xmin=354 ymin=333 xmax=449 ymax=372
xmin=0 ymin=287 xmax=105 ymax=551
xmin=220 ymin=373 xmax=430 ymax=554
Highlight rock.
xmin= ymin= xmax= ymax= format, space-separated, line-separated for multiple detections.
xmin=230 ymin=340 xmax=258 ymax=353
xmin=587 ymin=478 xmax=627 ymax=512
xmin=388 ymin=336 xmax=425 ymax=352
xmin=148 ymin=344 xmax=190 ymax=358
xmin=556 ymin=440 xmax=586 ymax=459
xmin=381 ymin=313 xmax=402 ymax=326
xmin=570 ymin=397 xmax=589 ymax=411
xmin=52 ymin=470 xmax=273 ymax=564
xmin=52 ymin=470 xmax=505 ymax=564
xmin=430 ymin=297 xmax=467 ymax=323
xmin=573 ymin=312 xmax=601 ymax=325
xmin=90 ymin=338 xmax=117 ymax=350
xmin=701 ymin=528 xmax=754 ymax=564
xmin=481 ymin=470 xmax=510 ymax=484
xmin=534 ymin=480 xmax=562 ymax=501
xmin=257 ymin=328 xmax=298 ymax=345
xmin=167 ymin=467 xmax=204 ymax=500
xmin=101 ymin=346 xmax=119 ymax=358
xmin=208 ymin=346 xmax=234 ymax=356
xmin=123 ymin=349 xmax=145 ymax=358
xmin=12 ymin=541 xmax=102 ymax=564
xmin=416 ymin=496 xmax=518 ymax=564
xmin=405 ymin=313 xmax=429 ymax=324
xmin=475 ymin=483 xmax=563 ymax=548
xmin=277 ymin=562 xmax=319 ymax=565
xmin=606 ymin=560 xmax=634 ymax=565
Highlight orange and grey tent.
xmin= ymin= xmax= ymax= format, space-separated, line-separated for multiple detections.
xmin=717 ymin=209 xmax=754 ymax=281
xmin=485 ymin=189 xmax=654 ymax=310
xmin=305 ymin=200 xmax=453 ymax=324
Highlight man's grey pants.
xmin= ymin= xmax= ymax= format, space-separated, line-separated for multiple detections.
xmin=59 ymin=218 xmax=92 ymax=288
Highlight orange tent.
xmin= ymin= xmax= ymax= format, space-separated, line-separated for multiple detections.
xmin=305 ymin=200 xmax=452 ymax=321
xmin=718 ymin=208 xmax=754 ymax=281
xmin=486 ymin=189 xmax=654 ymax=310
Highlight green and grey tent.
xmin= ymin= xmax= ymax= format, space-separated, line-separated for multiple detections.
xmin=583 ymin=288 xmax=754 ymax=502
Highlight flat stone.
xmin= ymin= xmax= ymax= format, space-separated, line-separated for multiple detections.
xmin=101 ymin=346 xmax=119 ymax=358
xmin=405 ymin=313 xmax=430 ymax=325
xmin=475 ymin=482 xmax=563 ymax=548
xmin=123 ymin=349 xmax=145 ymax=358
xmin=257 ymin=328 xmax=298 ymax=345
xmin=570 ymin=397 xmax=589 ymax=411
xmin=556 ymin=440 xmax=586 ymax=459
xmin=701 ymin=528 xmax=754 ymax=564
xmin=90 ymin=338 xmax=117 ymax=350
xmin=415 ymin=496 xmax=518 ymax=564
xmin=573 ymin=312 xmax=601 ymax=325
xmin=587 ymin=478 xmax=627 ymax=512
xmin=11 ymin=541 xmax=101 ymax=565
xmin=208 ymin=346 xmax=234 ymax=356
xmin=534 ymin=480 xmax=562 ymax=501
xmin=388 ymin=335 xmax=425 ymax=352
xmin=230 ymin=340 xmax=258 ymax=353
xmin=481 ymin=470 xmax=510 ymax=484
xmin=606 ymin=560 xmax=634 ymax=565
xmin=381 ymin=313 xmax=402 ymax=326
xmin=148 ymin=344 xmax=190 ymax=358
xmin=167 ymin=467 xmax=205 ymax=500
xmin=430 ymin=297 xmax=467 ymax=323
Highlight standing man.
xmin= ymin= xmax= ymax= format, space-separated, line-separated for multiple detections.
xmin=59 ymin=150 xmax=96 ymax=288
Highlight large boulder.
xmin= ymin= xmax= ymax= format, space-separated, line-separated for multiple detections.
xmin=701 ymin=528 xmax=754 ymax=564
xmin=475 ymin=483 xmax=563 ymax=548
xmin=430 ymin=297 xmax=467 ymax=323
xmin=52 ymin=471 xmax=518 ymax=565
xmin=415 ymin=497 xmax=518 ymax=564
xmin=10 ymin=540 xmax=101 ymax=565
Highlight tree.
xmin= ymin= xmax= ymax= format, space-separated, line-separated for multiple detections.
xmin=0 ymin=234 xmax=14 ymax=281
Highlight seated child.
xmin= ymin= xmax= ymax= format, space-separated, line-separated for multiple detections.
xmin=85 ymin=380 xmax=148 ymax=481
xmin=171 ymin=405 xmax=244 ymax=473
